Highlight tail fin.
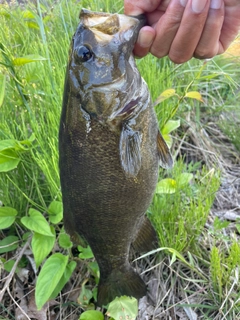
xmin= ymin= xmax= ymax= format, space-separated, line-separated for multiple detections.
xmin=132 ymin=216 xmax=158 ymax=253
xmin=97 ymin=265 xmax=146 ymax=306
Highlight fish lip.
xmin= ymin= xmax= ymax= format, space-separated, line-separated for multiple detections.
xmin=90 ymin=73 xmax=125 ymax=89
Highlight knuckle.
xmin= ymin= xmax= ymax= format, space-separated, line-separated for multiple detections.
xmin=169 ymin=56 xmax=189 ymax=64
xmin=168 ymin=51 xmax=192 ymax=64
xmin=194 ymin=47 xmax=217 ymax=59
xmin=150 ymin=46 xmax=168 ymax=59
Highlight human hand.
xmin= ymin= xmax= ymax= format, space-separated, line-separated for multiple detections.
xmin=124 ymin=0 xmax=240 ymax=63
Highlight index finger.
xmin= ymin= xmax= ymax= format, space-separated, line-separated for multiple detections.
xmin=124 ymin=0 xmax=163 ymax=15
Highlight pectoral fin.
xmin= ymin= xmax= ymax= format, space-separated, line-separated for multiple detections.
xmin=157 ymin=130 xmax=173 ymax=169
xmin=120 ymin=123 xmax=142 ymax=178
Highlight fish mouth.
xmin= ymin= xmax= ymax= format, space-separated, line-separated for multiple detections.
xmin=91 ymin=74 xmax=126 ymax=89
xmin=79 ymin=8 xmax=144 ymax=39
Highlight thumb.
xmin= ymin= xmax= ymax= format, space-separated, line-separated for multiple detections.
xmin=133 ymin=27 xmax=156 ymax=58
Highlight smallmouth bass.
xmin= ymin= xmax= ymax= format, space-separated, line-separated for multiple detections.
xmin=59 ymin=8 xmax=173 ymax=306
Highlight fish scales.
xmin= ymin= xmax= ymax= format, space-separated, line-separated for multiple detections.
xmin=59 ymin=8 xmax=173 ymax=306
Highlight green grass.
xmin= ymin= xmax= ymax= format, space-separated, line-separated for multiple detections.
xmin=0 ymin=0 xmax=73 ymax=211
xmin=150 ymin=163 xmax=220 ymax=252
xmin=0 ymin=0 xmax=240 ymax=319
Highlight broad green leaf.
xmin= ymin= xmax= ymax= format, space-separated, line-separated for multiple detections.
xmin=0 ymin=207 xmax=18 ymax=229
xmin=0 ymin=140 xmax=17 ymax=152
xmin=22 ymin=10 xmax=39 ymax=30
xmin=161 ymin=120 xmax=180 ymax=148
xmin=23 ymin=231 xmax=32 ymax=241
xmin=153 ymin=89 xmax=176 ymax=106
xmin=0 ymin=235 xmax=19 ymax=254
xmin=47 ymin=200 xmax=63 ymax=224
xmin=32 ymin=228 xmax=56 ymax=268
xmin=156 ymin=178 xmax=176 ymax=194
xmin=0 ymin=74 xmax=6 ymax=107
xmin=156 ymin=174 xmax=192 ymax=195
xmin=185 ymin=91 xmax=203 ymax=102
xmin=49 ymin=261 xmax=77 ymax=300
xmin=78 ymin=245 xmax=94 ymax=259
xmin=25 ymin=21 xmax=39 ymax=29
xmin=4 ymin=136 xmax=32 ymax=153
xmin=178 ymin=173 xmax=193 ymax=187
xmin=106 ymin=296 xmax=138 ymax=320
xmin=35 ymin=253 xmax=68 ymax=310
xmin=78 ymin=283 xmax=93 ymax=307
xmin=21 ymin=208 xmax=54 ymax=236
xmin=22 ymin=10 xmax=35 ymax=19
xmin=4 ymin=259 xmax=17 ymax=272
xmin=0 ymin=149 xmax=20 ymax=172
xmin=13 ymin=54 xmax=47 ymax=66
xmin=19 ymin=134 xmax=36 ymax=147
xmin=80 ymin=310 xmax=104 ymax=320
xmin=58 ymin=232 xmax=72 ymax=249
xmin=162 ymin=120 xmax=180 ymax=135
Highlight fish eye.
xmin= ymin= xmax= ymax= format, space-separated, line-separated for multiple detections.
xmin=75 ymin=45 xmax=93 ymax=63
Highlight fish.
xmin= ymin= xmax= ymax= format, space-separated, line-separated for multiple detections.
xmin=59 ymin=8 xmax=173 ymax=306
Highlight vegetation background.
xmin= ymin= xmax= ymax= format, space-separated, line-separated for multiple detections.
xmin=0 ymin=0 xmax=239 ymax=319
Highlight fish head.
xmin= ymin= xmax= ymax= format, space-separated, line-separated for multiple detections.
xmin=68 ymin=9 xmax=144 ymax=91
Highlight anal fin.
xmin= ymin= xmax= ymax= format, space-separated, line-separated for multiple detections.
xmin=132 ymin=215 xmax=158 ymax=253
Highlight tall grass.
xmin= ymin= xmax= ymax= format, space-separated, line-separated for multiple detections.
xmin=0 ymin=0 xmax=78 ymax=212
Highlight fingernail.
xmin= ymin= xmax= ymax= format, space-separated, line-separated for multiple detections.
xmin=138 ymin=29 xmax=154 ymax=48
xmin=192 ymin=0 xmax=207 ymax=13
xmin=180 ymin=0 xmax=188 ymax=7
xmin=210 ymin=0 xmax=221 ymax=9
